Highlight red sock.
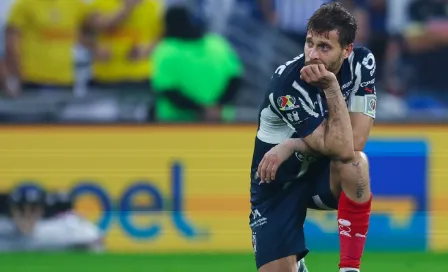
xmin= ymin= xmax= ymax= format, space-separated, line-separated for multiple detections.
xmin=337 ymin=191 xmax=372 ymax=269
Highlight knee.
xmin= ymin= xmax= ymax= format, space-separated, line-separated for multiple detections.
xmin=355 ymin=151 xmax=369 ymax=165
xmin=332 ymin=151 xmax=369 ymax=172
xmin=258 ymin=256 xmax=298 ymax=272
xmin=331 ymin=151 xmax=371 ymax=201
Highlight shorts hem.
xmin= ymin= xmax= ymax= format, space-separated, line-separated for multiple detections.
xmin=256 ymin=249 xmax=309 ymax=270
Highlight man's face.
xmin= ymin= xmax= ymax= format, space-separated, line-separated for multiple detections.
xmin=10 ymin=204 xmax=44 ymax=235
xmin=304 ymin=30 xmax=352 ymax=74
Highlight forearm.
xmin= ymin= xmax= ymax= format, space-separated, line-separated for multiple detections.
xmin=161 ymin=90 xmax=204 ymax=113
xmin=284 ymin=138 xmax=318 ymax=155
xmin=5 ymin=28 xmax=21 ymax=78
xmin=322 ymin=86 xmax=355 ymax=161
xmin=352 ymin=121 xmax=371 ymax=151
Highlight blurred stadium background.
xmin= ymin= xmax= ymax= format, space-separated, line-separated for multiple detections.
xmin=0 ymin=0 xmax=447 ymax=271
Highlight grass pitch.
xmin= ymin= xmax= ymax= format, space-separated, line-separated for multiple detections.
xmin=0 ymin=252 xmax=446 ymax=272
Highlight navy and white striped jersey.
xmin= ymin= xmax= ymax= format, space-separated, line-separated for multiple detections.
xmin=250 ymin=46 xmax=377 ymax=204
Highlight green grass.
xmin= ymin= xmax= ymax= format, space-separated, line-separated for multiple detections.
xmin=0 ymin=252 xmax=447 ymax=272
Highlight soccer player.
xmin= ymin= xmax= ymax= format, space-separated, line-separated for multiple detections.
xmin=249 ymin=3 xmax=376 ymax=272
xmin=0 ymin=187 xmax=103 ymax=252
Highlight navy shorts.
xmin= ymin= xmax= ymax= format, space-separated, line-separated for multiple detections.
xmin=307 ymin=164 xmax=338 ymax=210
xmin=249 ymin=164 xmax=338 ymax=269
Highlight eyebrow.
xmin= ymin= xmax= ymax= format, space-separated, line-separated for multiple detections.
xmin=317 ymin=41 xmax=332 ymax=47
xmin=306 ymin=36 xmax=332 ymax=46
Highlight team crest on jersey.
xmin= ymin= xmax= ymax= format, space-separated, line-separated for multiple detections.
xmin=277 ymin=95 xmax=300 ymax=111
xmin=369 ymin=99 xmax=376 ymax=111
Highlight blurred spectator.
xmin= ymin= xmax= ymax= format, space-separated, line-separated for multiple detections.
xmin=0 ymin=186 xmax=103 ymax=252
xmin=196 ymin=0 xmax=237 ymax=33
xmin=151 ymin=6 xmax=243 ymax=122
xmin=337 ymin=0 xmax=370 ymax=46
xmin=382 ymin=0 xmax=411 ymax=97
xmin=403 ymin=0 xmax=448 ymax=104
xmin=259 ymin=0 xmax=329 ymax=47
xmin=85 ymin=0 xmax=163 ymax=92
xmin=5 ymin=0 xmax=89 ymax=96
xmin=0 ymin=0 xmax=15 ymax=95
xmin=386 ymin=0 xmax=411 ymax=35
xmin=235 ymin=0 xmax=268 ymax=23
xmin=364 ymin=0 xmax=388 ymax=81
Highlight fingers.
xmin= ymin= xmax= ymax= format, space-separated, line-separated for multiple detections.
xmin=300 ymin=65 xmax=320 ymax=83
xmin=264 ymin=160 xmax=274 ymax=183
xmin=310 ymin=64 xmax=320 ymax=77
xmin=257 ymin=154 xmax=279 ymax=184
xmin=300 ymin=66 xmax=311 ymax=82
xmin=318 ymin=64 xmax=326 ymax=73
xmin=270 ymin=162 xmax=278 ymax=181
xmin=258 ymin=156 xmax=271 ymax=184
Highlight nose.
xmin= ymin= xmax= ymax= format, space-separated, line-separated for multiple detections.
xmin=309 ymin=48 xmax=319 ymax=60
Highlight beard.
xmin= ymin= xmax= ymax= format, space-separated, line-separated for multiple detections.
xmin=305 ymin=56 xmax=344 ymax=74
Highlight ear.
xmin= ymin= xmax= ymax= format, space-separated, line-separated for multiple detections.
xmin=342 ymin=43 xmax=354 ymax=59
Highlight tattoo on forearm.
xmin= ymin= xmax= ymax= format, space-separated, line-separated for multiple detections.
xmin=332 ymin=104 xmax=339 ymax=113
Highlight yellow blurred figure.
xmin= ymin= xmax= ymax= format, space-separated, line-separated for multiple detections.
xmin=6 ymin=0 xmax=88 ymax=92
xmin=87 ymin=0 xmax=163 ymax=87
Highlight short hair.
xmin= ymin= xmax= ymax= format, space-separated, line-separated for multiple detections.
xmin=306 ymin=2 xmax=358 ymax=47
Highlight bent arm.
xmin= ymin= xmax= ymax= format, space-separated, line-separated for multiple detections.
xmin=5 ymin=27 xmax=21 ymax=79
xmin=350 ymin=112 xmax=373 ymax=151
xmin=303 ymin=86 xmax=354 ymax=162
xmin=87 ymin=5 xmax=135 ymax=32
xmin=286 ymin=112 xmax=372 ymax=155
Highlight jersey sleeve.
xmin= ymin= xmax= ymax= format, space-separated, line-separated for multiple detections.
xmin=348 ymin=47 xmax=377 ymax=119
xmin=269 ymin=80 xmax=325 ymax=138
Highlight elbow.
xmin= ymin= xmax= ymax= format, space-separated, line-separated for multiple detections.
xmin=330 ymin=144 xmax=355 ymax=163
xmin=326 ymin=146 xmax=355 ymax=163
xmin=335 ymin=148 xmax=355 ymax=163
xmin=341 ymin=138 xmax=356 ymax=162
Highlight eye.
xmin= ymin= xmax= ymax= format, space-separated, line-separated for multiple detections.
xmin=320 ymin=44 xmax=330 ymax=51
xmin=306 ymin=40 xmax=313 ymax=47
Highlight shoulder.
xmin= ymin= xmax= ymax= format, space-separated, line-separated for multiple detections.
xmin=272 ymin=54 xmax=303 ymax=91
xmin=352 ymin=46 xmax=376 ymax=70
xmin=204 ymin=33 xmax=232 ymax=48
xmin=269 ymin=56 xmax=322 ymax=120
xmin=146 ymin=0 xmax=163 ymax=9
xmin=152 ymin=39 xmax=180 ymax=60
xmin=271 ymin=54 xmax=318 ymax=98
xmin=346 ymin=46 xmax=376 ymax=82
xmin=8 ymin=0 xmax=27 ymax=15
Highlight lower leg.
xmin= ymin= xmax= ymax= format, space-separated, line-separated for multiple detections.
xmin=331 ymin=151 xmax=372 ymax=271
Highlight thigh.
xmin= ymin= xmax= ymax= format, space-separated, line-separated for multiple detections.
xmin=258 ymin=255 xmax=298 ymax=272
xmin=307 ymin=163 xmax=339 ymax=210
xmin=250 ymin=182 xmax=310 ymax=270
